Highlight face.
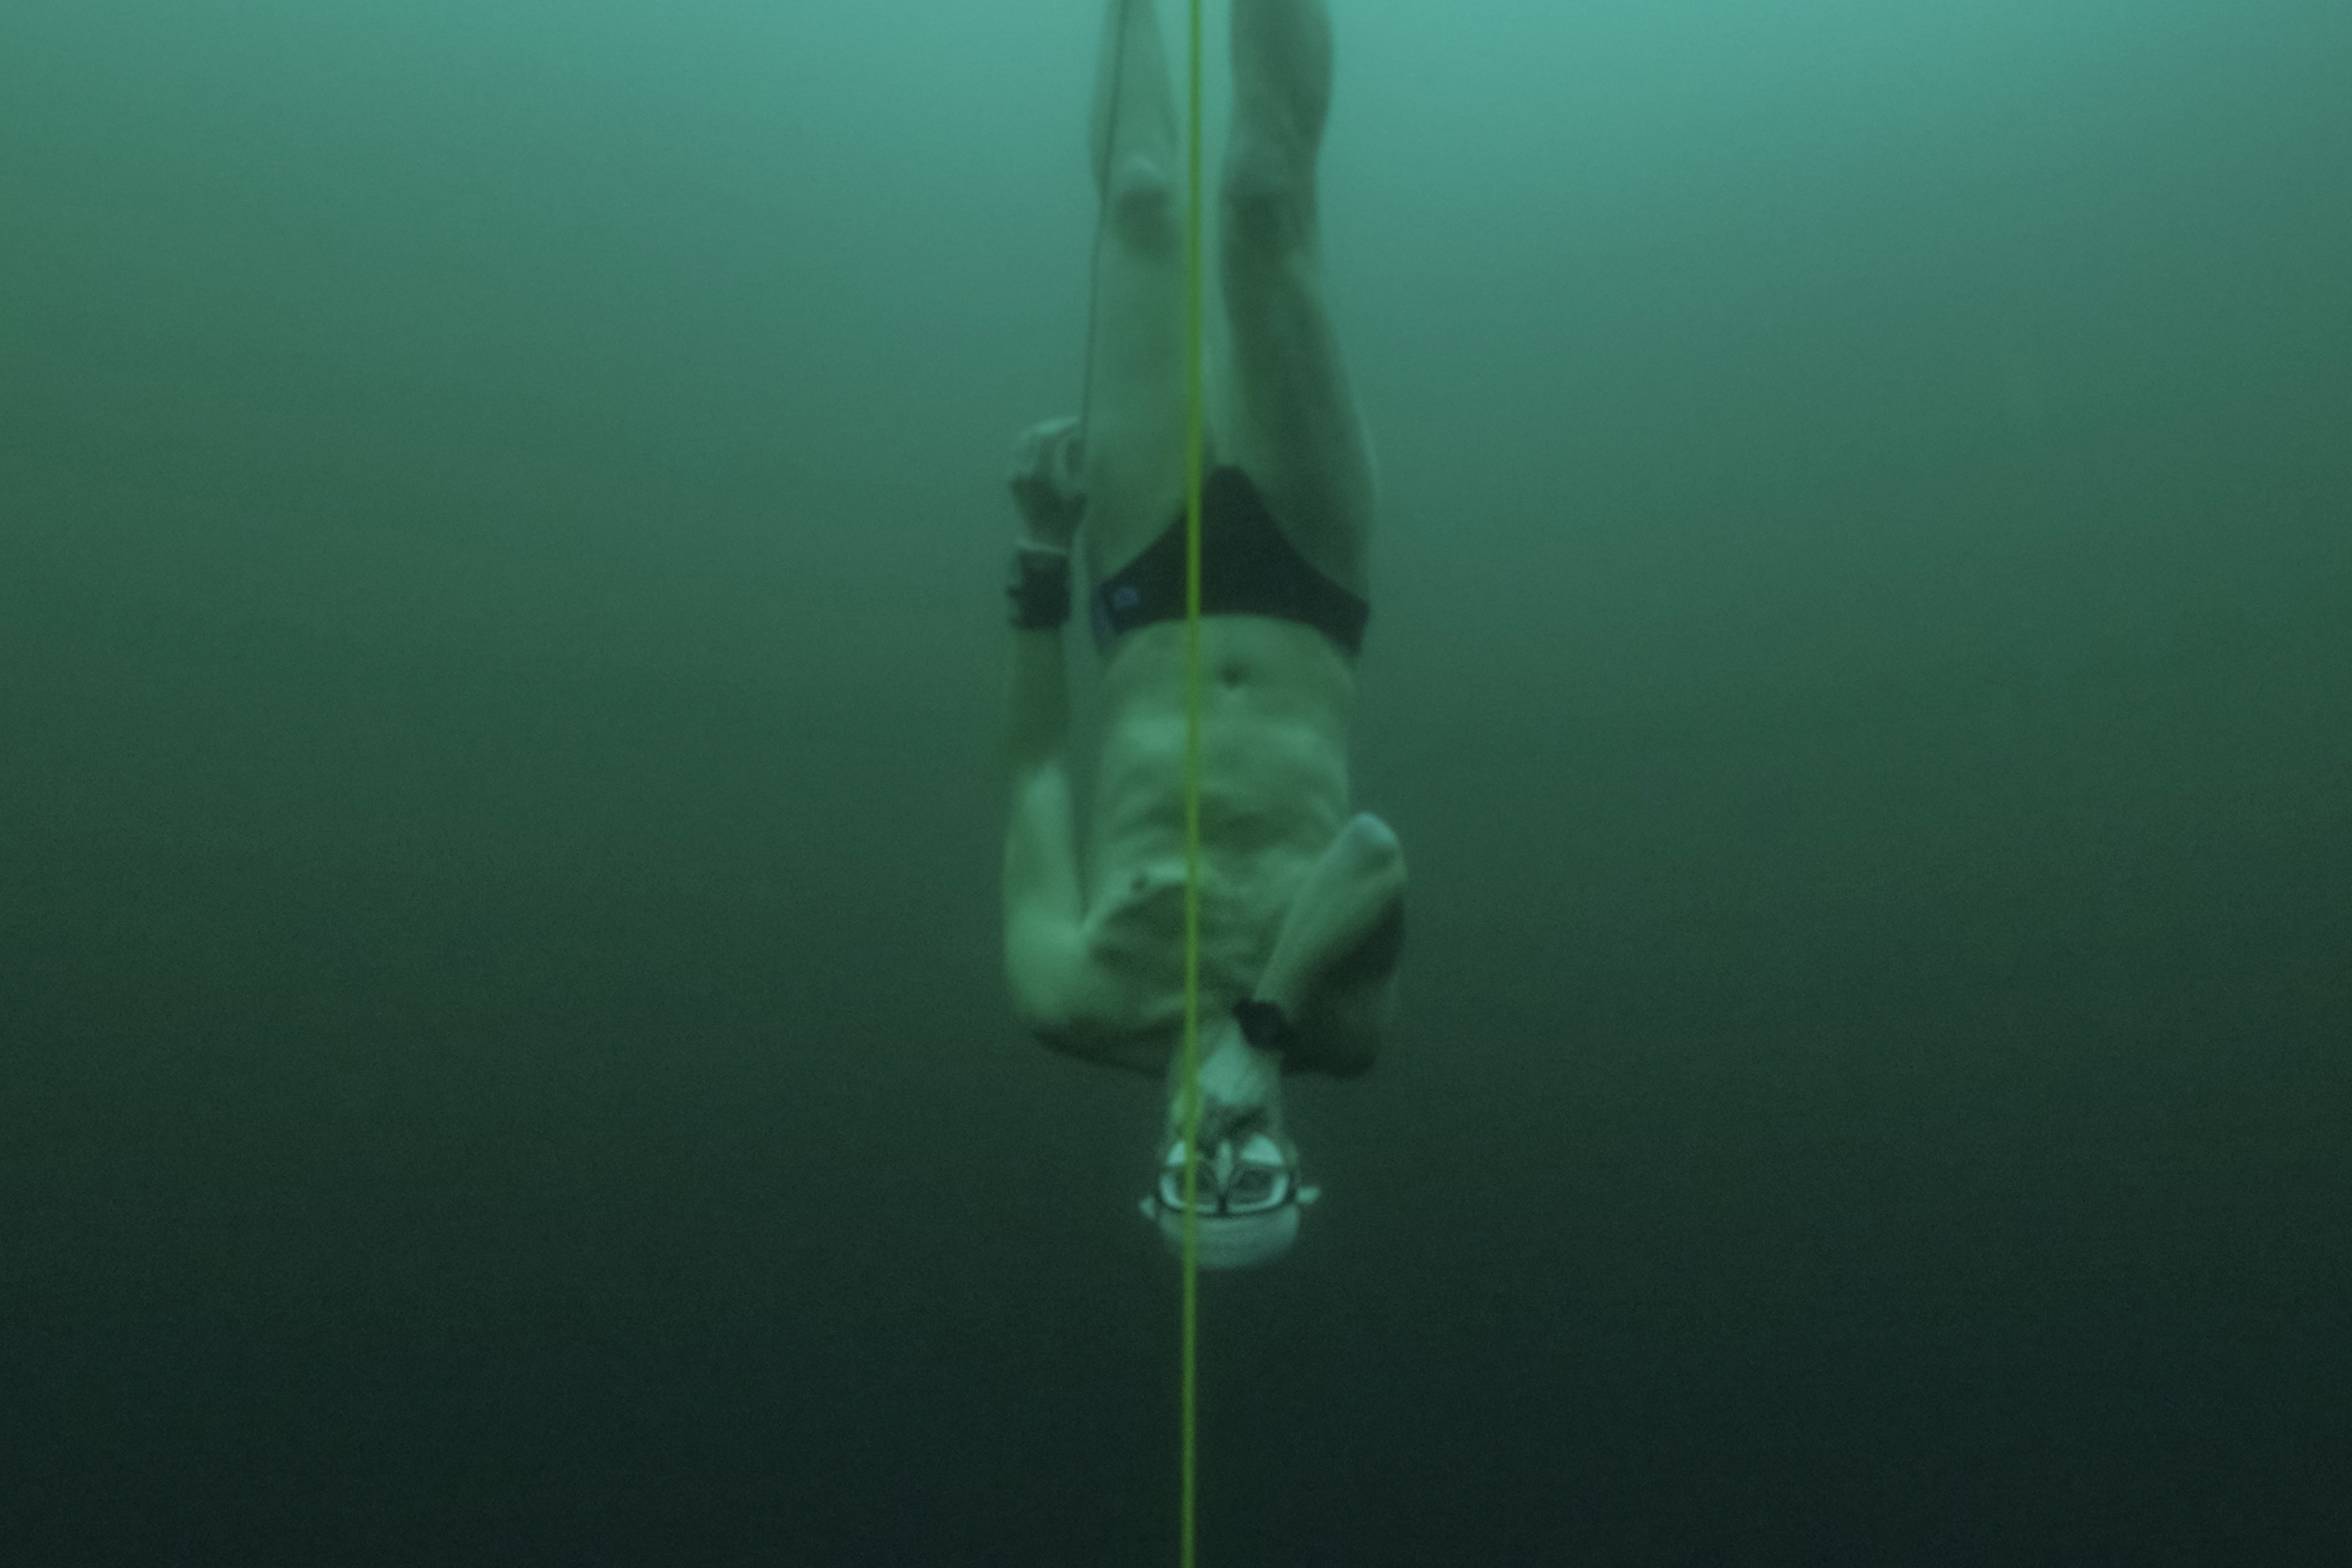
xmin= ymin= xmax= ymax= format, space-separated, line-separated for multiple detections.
xmin=1157 ymin=1132 xmax=1296 ymax=1218
xmin=1141 ymin=1131 xmax=1318 ymax=1270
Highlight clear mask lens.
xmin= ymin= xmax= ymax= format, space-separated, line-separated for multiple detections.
xmin=1157 ymin=1140 xmax=1294 ymax=1216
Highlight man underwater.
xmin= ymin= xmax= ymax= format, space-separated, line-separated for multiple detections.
xmin=1000 ymin=0 xmax=1405 ymax=1269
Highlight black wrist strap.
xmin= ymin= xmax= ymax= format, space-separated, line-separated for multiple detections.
xmin=1233 ymin=998 xmax=1301 ymax=1059
xmin=1007 ymin=546 xmax=1071 ymax=630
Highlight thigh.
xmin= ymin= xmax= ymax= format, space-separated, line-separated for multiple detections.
xmin=1077 ymin=0 xmax=1195 ymax=586
xmin=1220 ymin=249 xmax=1377 ymax=599
xmin=1217 ymin=0 xmax=1374 ymax=594
xmin=1080 ymin=173 xmax=1194 ymax=587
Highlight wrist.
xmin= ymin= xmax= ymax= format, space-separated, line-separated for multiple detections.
xmin=1006 ymin=543 xmax=1072 ymax=630
xmin=1232 ymin=998 xmax=1302 ymax=1061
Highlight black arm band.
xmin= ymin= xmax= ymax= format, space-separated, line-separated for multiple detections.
xmin=1233 ymin=998 xmax=1302 ymax=1059
xmin=1007 ymin=546 xmax=1071 ymax=629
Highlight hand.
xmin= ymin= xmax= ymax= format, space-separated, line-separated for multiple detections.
xmin=1007 ymin=416 xmax=1087 ymax=550
xmin=1184 ymin=1027 xmax=1285 ymax=1150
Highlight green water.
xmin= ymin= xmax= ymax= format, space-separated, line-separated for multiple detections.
xmin=3 ymin=1 xmax=2347 ymax=1563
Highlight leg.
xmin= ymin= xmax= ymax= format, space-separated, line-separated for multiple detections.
xmin=1221 ymin=0 xmax=1376 ymax=597
xmin=1079 ymin=0 xmax=1192 ymax=586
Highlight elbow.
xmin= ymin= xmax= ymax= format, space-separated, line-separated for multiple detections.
xmin=1005 ymin=947 xmax=1102 ymax=1065
xmin=1017 ymin=1000 xmax=1120 ymax=1071
xmin=1007 ymin=964 xmax=1070 ymax=1045
xmin=1033 ymin=1020 xmax=1107 ymax=1066
xmin=1009 ymin=976 xmax=1154 ymax=1075
xmin=1302 ymin=1038 xmax=1377 ymax=1079
xmin=1341 ymin=813 xmax=1406 ymax=891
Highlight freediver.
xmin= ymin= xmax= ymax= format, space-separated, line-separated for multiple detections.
xmin=1000 ymin=0 xmax=1405 ymax=1269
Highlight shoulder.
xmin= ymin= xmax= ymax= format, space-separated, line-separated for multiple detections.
xmin=1008 ymin=887 xmax=1181 ymax=1072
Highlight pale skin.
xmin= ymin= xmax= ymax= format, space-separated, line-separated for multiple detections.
xmin=1003 ymin=0 xmax=1405 ymax=1157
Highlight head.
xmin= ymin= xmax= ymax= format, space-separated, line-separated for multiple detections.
xmin=1137 ymin=1131 xmax=1322 ymax=1271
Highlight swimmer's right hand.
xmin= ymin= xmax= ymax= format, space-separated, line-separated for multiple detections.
xmin=1008 ymin=415 xmax=1088 ymax=549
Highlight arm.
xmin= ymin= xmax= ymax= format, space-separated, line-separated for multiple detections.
xmin=1001 ymin=418 xmax=1096 ymax=1044
xmin=1184 ymin=811 xmax=1405 ymax=1142
xmin=1003 ymin=610 xmax=1090 ymax=1037
xmin=1254 ymin=811 xmax=1406 ymax=1074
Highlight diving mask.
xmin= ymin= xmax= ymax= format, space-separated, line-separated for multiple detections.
xmin=1138 ymin=1132 xmax=1322 ymax=1270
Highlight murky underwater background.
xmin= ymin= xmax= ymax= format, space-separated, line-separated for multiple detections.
xmin=3 ymin=1 xmax=2347 ymax=1563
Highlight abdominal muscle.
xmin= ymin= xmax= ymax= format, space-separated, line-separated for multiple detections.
xmin=1079 ymin=615 xmax=1356 ymax=1045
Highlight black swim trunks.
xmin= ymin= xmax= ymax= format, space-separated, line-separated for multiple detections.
xmin=1090 ymin=467 xmax=1370 ymax=657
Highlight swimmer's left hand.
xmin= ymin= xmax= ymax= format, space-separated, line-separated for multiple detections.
xmin=1008 ymin=415 xmax=1088 ymax=549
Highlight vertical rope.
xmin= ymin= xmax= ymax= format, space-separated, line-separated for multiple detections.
xmin=1177 ymin=0 xmax=1208 ymax=1564
xmin=1077 ymin=5 xmax=1128 ymax=443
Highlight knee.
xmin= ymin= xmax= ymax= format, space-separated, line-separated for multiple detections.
xmin=1107 ymin=155 xmax=1181 ymax=253
xmin=1221 ymin=145 xmax=1315 ymax=259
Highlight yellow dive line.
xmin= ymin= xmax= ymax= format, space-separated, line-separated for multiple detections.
xmin=1177 ymin=0 xmax=1207 ymax=1565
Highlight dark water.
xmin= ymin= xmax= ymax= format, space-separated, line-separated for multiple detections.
xmin=4 ymin=1 xmax=2347 ymax=1563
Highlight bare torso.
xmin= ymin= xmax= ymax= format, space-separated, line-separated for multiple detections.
xmin=1067 ymin=615 xmax=1354 ymax=1071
